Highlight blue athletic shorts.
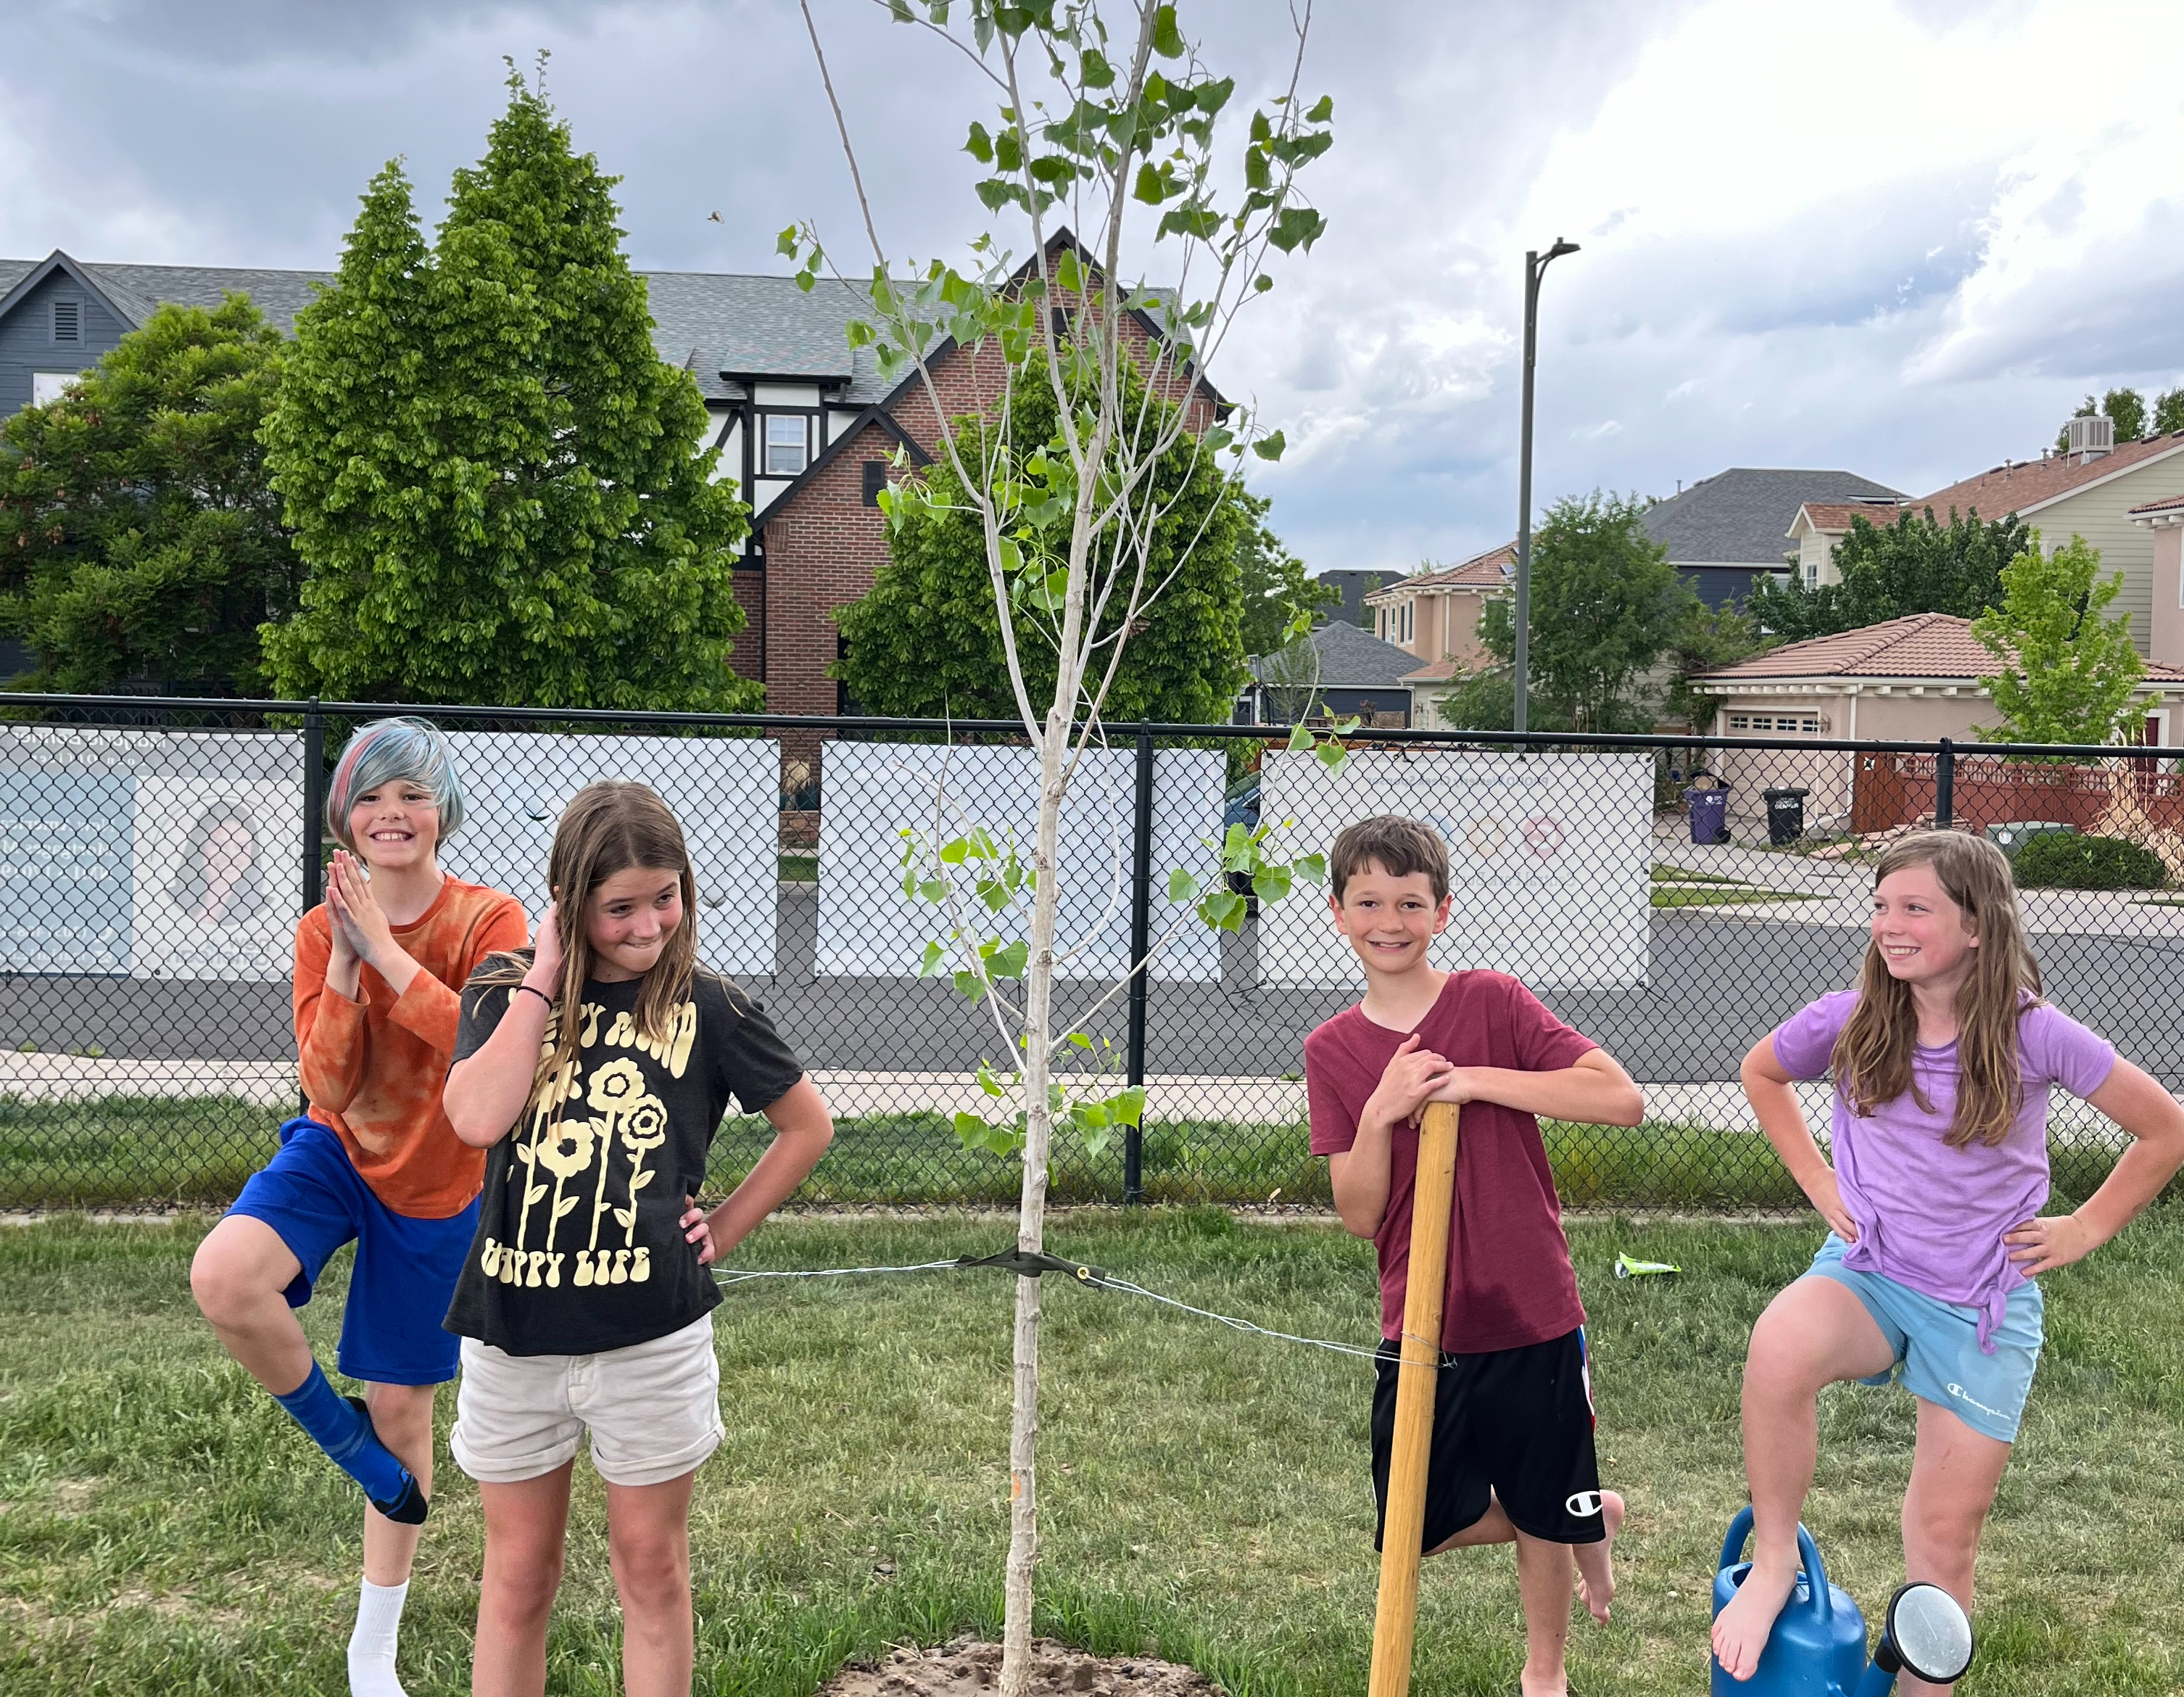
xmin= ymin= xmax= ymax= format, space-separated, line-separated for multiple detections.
xmin=227 ymin=1118 xmax=480 ymax=1387
xmin=1803 ymin=1234 xmax=2043 ymax=1443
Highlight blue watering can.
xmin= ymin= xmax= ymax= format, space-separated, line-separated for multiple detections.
xmin=1711 ymin=1507 xmax=1975 ymax=1696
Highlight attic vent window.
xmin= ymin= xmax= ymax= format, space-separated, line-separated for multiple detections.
xmin=51 ymin=299 xmax=81 ymax=342
xmin=861 ymin=461 xmax=888 ymax=506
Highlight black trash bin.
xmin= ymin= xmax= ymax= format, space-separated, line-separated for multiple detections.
xmin=1763 ymin=786 xmax=1808 ymax=847
xmin=1686 ymin=785 xmax=1730 ymax=846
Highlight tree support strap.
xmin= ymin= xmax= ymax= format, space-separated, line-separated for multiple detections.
xmin=954 ymin=1249 xmax=1109 ymax=1285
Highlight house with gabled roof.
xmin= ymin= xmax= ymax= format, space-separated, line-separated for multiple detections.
xmin=1642 ymin=467 xmax=1906 ymax=606
xmin=1898 ymin=423 xmax=2184 ymax=658
xmin=1238 ymin=618 xmax=1423 ymax=727
xmin=1691 ymin=611 xmax=2184 ymax=833
xmin=1363 ymin=543 xmax=1512 ymax=675
xmin=0 ymin=233 xmax=1219 ymax=717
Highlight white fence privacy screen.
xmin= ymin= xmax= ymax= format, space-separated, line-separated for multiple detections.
xmin=816 ymin=742 xmax=1228 ymax=980
xmin=1257 ymin=748 xmax=1653 ymax=987
xmin=439 ymin=732 xmax=779 ymax=977
xmin=0 ymin=725 xmax=305 ymax=980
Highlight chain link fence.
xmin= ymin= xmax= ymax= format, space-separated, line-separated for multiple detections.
xmin=4 ymin=694 xmax=2180 ymax=1213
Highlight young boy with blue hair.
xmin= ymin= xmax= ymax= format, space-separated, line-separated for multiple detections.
xmin=191 ymin=716 xmax=527 ymax=1697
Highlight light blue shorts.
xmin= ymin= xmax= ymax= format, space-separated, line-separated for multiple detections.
xmin=1803 ymin=1234 xmax=2043 ymax=1443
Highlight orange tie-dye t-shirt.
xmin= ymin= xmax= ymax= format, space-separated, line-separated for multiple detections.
xmin=294 ymin=875 xmax=530 ymax=1219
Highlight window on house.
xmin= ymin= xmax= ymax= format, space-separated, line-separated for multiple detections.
xmin=1051 ymin=306 xmax=1070 ymax=342
xmin=1803 ymin=561 xmax=1819 ymax=589
xmin=1400 ymin=602 xmax=1414 ymax=645
xmin=1728 ymin=714 xmax=1822 ymax=735
xmin=31 ymin=372 xmax=80 ymax=406
xmin=861 ymin=461 xmax=888 ymax=506
xmin=764 ymin=414 xmax=809 ymax=476
xmin=51 ymin=299 xmax=80 ymax=342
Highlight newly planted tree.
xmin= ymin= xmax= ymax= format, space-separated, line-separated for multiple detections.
xmin=787 ymin=3 xmax=1333 ymax=1688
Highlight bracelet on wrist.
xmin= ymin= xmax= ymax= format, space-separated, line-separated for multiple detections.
xmin=515 ymin=983 xmax=555 ymax=1009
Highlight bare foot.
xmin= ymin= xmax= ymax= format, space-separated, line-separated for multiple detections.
xmin=1711 ymin=1554 xmax=1799 ymax=1681
xmin=1573 ymin=1490 xmax=1625 ymax=1624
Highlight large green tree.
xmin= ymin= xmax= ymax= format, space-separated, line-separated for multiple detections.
xmin=262 ymin=75 xmax=755 ymax=709
xmin=1233 ymin=492 xmax=1334 ymax=658
xmin=837 ymin=360 xmax=1251 ymax=724
xmin=1746 ymin=505 xmax=2032 ymax=643
xmin=0 ymin=297 xmax=299 ymax=693
xmin=1439 ymin=491 xmax=1692 ymax=732
xmin=1973 ymin=532 xmax=2144 ymax=746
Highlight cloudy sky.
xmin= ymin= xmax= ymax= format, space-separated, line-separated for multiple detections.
xmin=7 ymin=0 xmax=2184 ymax=577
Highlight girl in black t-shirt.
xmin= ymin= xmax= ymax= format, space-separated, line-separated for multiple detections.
xmin=443 ymin=780 xmax=832 ymax=1697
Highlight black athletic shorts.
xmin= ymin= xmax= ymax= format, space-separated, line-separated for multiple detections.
xmin=1371 ymin=1326 xmax=1605 ymax=1551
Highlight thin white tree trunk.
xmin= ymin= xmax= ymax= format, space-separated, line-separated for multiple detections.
xmin=1000 ymin=703 xmax=1071 ymax=1697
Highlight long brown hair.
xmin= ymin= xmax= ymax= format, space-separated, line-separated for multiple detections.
xmin=473 ymin=782 xmax=702 ymax=1107
xmin=1832 ymin=831 xmax=2040 ymax=1148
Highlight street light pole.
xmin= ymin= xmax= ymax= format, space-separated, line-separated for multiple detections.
xmin=1513 ymin=237 xmax=1579 ymax=734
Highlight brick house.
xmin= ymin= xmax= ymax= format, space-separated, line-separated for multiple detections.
xmin=0 ymin=234 xmax=1218 ymax=707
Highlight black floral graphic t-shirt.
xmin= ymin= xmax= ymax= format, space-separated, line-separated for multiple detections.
xmin=443 ymin=969 xmax=804 ymax=1357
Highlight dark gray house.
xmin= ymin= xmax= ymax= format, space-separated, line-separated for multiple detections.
xmin=1644 ymin=467 xmax=1905 ymax=607
xmin=1237 ymin=619 xmax=1425 ymax=727
xmin=1312 ymin=568 xmax=1389 ymax=629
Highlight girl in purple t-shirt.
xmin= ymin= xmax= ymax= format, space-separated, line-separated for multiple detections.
xmin=1713 ymin=832 xmax=2184 ymax=1690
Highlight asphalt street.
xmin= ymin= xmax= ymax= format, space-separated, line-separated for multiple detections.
xmin=7 ymin=886 xmax=2182 ymax=1085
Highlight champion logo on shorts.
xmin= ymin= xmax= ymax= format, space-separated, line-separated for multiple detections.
xmin=1946 ymin=1382 xmax=2006 ymax=1421
xmin=1565 ymin=1491 xmax=1605 ymax=1518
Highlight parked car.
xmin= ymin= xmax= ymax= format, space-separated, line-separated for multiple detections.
xmin=1223 ymin=773 xmax=1262 ymax=832
xmin=1222 ymin=774 xmax=1263 ymax=913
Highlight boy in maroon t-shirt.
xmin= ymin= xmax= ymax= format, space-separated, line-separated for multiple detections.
xmin=1304 ymin=815 xmax=1644 ymax=1697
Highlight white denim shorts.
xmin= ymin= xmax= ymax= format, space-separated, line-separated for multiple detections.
xmin=450 ymin=1312 xmax=723 ymax=1487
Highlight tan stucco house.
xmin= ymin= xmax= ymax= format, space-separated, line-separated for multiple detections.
xmin=1692 ymin=612 xmax=2184 ymax=833
xmin=1364 ymin=545 xmax=1512 ymax=671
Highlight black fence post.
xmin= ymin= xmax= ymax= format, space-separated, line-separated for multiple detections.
xmin=1935 ymin=736 xmax=1956 ymax=831
xmin=1123 ymin=725 xmax=1154 ymax=1205
xmin=299 ymin=698 xmax=325 ymax=1117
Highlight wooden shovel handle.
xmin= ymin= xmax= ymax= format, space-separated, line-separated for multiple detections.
xmin=1367 ymin=1101 xmax=1460 ymax=1697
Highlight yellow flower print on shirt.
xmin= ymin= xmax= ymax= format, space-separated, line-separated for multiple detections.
xmin=587 ymin=1057 xmax=647 ymax=1117
xmin=572 ymin=1054 xmax=671 ymax=1252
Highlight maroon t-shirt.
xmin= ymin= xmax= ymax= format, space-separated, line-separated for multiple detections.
xmin=1305 ymin=972 xmax=1595 ymax=1355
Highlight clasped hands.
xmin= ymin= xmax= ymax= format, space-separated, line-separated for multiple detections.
xmin=326 ymin=850 xmax=400 ymax=969
xmin=1365 ymin=1031 xmax=1478 ymax=1130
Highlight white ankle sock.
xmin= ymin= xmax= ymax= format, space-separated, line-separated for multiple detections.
xmin=347 ymin=1577 xmax=410 ymax=1697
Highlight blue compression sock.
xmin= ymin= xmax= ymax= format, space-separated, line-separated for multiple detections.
xmin=271 ymin=1362 xmax=426 ymax=1522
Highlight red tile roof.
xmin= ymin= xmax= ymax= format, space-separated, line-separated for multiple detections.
xmin=1916 ymin=433 xmax=2184 ymax=519
xmin=1793 ymin=499 xmax=1911 ymax=534
xmin=2129 ymin=493 xmax=2184 ymax=516
xmin=1697 ymin=611 xmax=2184 ymax=684
xmin=1401 ymin=657 xmax=1461 ymax=682
xmin=1365 ymin=542 xmax=1514 ymax=600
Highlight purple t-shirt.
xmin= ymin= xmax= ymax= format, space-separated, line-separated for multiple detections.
xmin=1771 ymin=991 xmax=2115 ymax=1350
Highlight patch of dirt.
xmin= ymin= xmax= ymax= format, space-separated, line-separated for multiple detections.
xmin=819 ymin=1636 xmax=1222 ymax=1697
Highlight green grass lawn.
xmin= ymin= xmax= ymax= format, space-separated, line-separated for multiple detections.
xmin=1650 ymin=864 xmax=1756 ymax=886
xmin=1650 ymin=886 xmax=1818 ymax=909
xmin=1 ymin=1209 xmax=2180 ymax=1694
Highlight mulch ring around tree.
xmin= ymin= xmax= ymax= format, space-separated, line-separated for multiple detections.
xmin=816 ymin=1635 xmax=1223 ymax=1697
